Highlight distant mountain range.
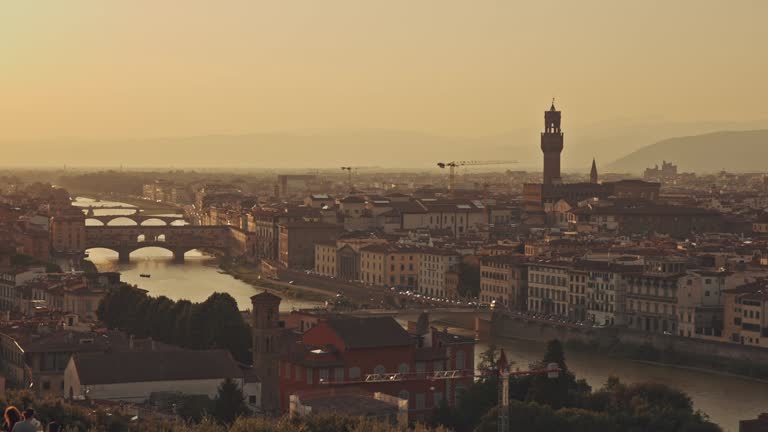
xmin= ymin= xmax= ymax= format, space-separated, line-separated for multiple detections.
xmin=2 ymin=119 xmax=767 ymax=171
xmin=606 ymin=130 xmax=768 ymax=174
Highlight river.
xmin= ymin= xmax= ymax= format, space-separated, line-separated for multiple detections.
xmin=76 ymin=197 xmax=766 ymax=430
xmin=75 ymin=197 xmax=321 ymax=311
xmin=474 ymin=335 xmax=768 ymax=431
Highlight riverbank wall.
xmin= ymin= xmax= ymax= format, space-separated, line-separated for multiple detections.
xmin=490 ymin=312 xmax=768 ymax=370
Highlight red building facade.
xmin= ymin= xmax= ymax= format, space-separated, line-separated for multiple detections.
xmin=278 ymin=316 xmax=475 ymax=421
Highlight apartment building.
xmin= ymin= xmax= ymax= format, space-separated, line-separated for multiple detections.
xmin=677 ymin=270 xmax=728 ymax=339
xmin=527 ymin=261 xmax=570 ymax=316
xmin=418 ymin=249 xmax=461 ymax=299
xmin=360 ymin=244 xmax=422 ymax=290
xmin=723 ymin=280 xmax=768 ymax=348
xmin=479 ymin=255 xmax=528 ymax=310
xmin=579 ymin=259 xmax=642 ymax=326
xmin=625 ymin=257 xmax=687 ymax=333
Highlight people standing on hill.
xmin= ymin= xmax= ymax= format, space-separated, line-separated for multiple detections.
xmin=2 ymin=407 xmax=21 ymax=432
xmin=11 ymin=409 xmax=40 ymax=432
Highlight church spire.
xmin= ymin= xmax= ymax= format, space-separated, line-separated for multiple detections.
xmin=590 ymin=158 xmax=598 ymax=184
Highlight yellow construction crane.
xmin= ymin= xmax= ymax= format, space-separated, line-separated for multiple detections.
xmin=437 ymin=160 xmax=518 ymax=194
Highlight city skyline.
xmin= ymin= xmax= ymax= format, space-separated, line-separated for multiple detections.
xmin=3 ymin=3 xmax=768 ymax=431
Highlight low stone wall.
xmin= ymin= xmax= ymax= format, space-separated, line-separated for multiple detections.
xmin=490 ymin=313 xmax=768 ymax=363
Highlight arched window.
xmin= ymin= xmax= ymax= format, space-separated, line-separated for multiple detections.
xmin=373 ymin=364 xmax=386 ymax=374
xmin=398 ymin=363 xmax=410 ymax=374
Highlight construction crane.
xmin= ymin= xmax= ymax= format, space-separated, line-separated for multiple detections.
xmin=436 ymin=160 xmax=518 ymax=194
xmin=340 ymin=166 xmax=378 ymax=190
xmin=318 ymin=347 xmax=559 ymax=432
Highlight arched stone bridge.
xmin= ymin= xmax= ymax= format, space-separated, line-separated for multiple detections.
xmin=84 ymin=225 xmax=234 ymax=263
xmin=84 ymin=214 xmax=185 ymax=226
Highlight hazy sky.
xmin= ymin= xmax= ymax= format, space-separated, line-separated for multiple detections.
xmin=1 ymin=0 xmax=767 ymax=142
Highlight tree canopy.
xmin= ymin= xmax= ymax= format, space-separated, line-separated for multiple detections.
xmin=433 ymin=340 xmax=721 ymax=432
xmin=97 ymin=286 xmax=251 ymax=362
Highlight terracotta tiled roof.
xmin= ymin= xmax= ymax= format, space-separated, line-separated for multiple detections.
xmin=323 ymin=317 xmax=413 ymax=349
xmin=73 ymin=349 xmax=242 ymax=385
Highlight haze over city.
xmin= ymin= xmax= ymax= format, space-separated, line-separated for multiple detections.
xmin=2 ymin=1 xmax=767 ymax=169
xmin=4 ymin=3 xmax=768 ymax=432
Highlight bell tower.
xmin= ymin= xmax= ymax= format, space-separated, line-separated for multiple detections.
xmin=541 ymin=99 xmax=564 ymax=185
xmin=251 ymin=292 xmax=282 ymax=412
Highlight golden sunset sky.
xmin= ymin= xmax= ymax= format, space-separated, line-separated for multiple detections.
xmin=1 ymin=0 xmax=766 ymax=143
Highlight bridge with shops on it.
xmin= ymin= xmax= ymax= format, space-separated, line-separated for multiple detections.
xmin=84 ymin=225 xmax=237 ymax=263
xmin=80 ymin=206 xmax=185 ymax=226
xmin=84 ymin=213 xmax=185 ymax=226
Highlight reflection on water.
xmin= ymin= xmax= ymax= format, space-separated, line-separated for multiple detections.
xmin=86 ymin=248 xmax=319 ymax=311
xmin=76 ymin=197 xmax=765 ymax=430
xmin=76 ymin=196 xmax=321 ymax=312
xmin=476 ymin=337 xmax=768 ymax=432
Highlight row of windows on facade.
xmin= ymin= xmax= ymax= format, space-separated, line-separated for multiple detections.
xmin=568 ymin=295 xmax=586 ymax=305
xmin=428 ymin=215 xmax=465 ymax=224
xmin=481 ymin=282 xmax=510 ymax=293
xmin=530 ymin=287 xmax=567 ymax=302
xmin=423 ymin=255 xmax=454 ymax=263
xmin=628 ymin=316 xmax=675 ymax=332
xmin=421 ymin=288 xmax=446 ymax=297
xmin=317 ymin=254 xmax=335 ymax=263
xmin=361 ymin=272 xmax=417 ymax=286
xmin=568 ymin=285 xmax=586 ymax=294
xmin=588 ymin=292 xmax=615 ymax=302
xmin=740 ymin=309 xmax=762 ymax=320
xmin=528 ymin=299 xmax=569 ymax=316
xmin=628 ymin=301 xmax=676 ymax=316
xmin=481 ymin=270 xmax=511 ymax=281
xmin=530 ymin=273 xmax=568 ymax=287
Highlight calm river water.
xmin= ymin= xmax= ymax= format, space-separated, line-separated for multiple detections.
xmin=75 ymin=197 xmax=320 ymax=311
xmin=474 ymin=337 xmax=768 ymax=432
xmin=76 ymin=197 xmax=766 ymax=431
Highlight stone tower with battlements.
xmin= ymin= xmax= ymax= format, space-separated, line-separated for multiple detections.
xmin=541 ymin=100 xmax=564 ymax=185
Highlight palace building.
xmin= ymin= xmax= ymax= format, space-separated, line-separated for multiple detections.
xmin=523 ymin=102 xmax=661 ymax=224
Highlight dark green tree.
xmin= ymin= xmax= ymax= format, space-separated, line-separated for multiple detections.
xmin=457 ymin=260 xmax=480 ymax=298
xmin=189 ymin=293 xmax=251 ymax=362
xmin=171 ymin=299 xmax=194 ymax=347
xmin=526 ymin=339 xmax=590 ymax=410
xmin=452 ymin=377 xmax=499 ymax=431
xmin=428 ymin=397 xmax=454 ymax=429
xmin=478 ymin=344 xmax=499 ymax=373
xmin=212 ymin=378 xmax=248 ymax=424
xmin=96 ymin=285 xmax=146 ymax=330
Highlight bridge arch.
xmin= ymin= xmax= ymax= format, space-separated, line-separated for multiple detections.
xmin=85 ymin=218 xmax=106 ymax=226
xmin=139 ymin=218 xmax=170 ymax=226
xmin=84 ymin=225 xmax=233 ymax=264
xmin=106 ymin=216 xmax=140 ymax=226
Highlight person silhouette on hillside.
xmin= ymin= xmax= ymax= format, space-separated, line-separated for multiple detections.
xmin=2 ymin=407 xmax=21 ymax=432
xmin=11 ymin=409 xmax=40 ymax=432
